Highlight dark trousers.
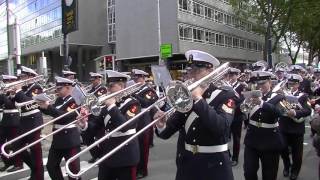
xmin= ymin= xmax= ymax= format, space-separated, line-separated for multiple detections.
xmin=81 ymin=129 xmax=104 ymax=159
xmin=98 ymin=164 xmax=137 ymax=180
xmin=281 ymin=133 xmax=304 ymax=175
xmin=137 ymin=129 xmax=150 ymax=176
xmin=149 ymin=126 xmax=154 ymax=146
xmin=244 ymin=146 xmax=280 ymax=180
xmin=15 ymin=130 xmax=44 ymax=180
xmin=230 ymin=120 xmax=242 ymax=161
xmin=0 ymin=126 xmax=23 ymax=167
xmin=46 ymin=146 xmax=81 ymax=180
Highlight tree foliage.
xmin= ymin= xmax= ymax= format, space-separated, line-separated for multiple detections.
xmin=230 ymin=0 xmax=320 ymax=65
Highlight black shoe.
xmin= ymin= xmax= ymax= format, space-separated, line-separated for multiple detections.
xmin=283 ymin=169 xmax=290 ymax=177
xmin=7 ymin=166 xmax=23 ymax=172
xmin=0 ymin=165 xmax=10 ymax=172
xmin=88 ymin=157 xmax=97 ymax=164
xmin=231 ymin=160 xmax=238 ymax=166
xmin=290 ymin=173 xmax=298 ymax=180
xmin=137 ymin=173 xmax=147 ymax=179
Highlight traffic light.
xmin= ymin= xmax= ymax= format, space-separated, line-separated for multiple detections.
xmin=99 ymin=59 xmax=105 ymax=70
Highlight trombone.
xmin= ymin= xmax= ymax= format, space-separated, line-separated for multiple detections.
xmin=65 ymin=62 xmax=230 ymax=178
xmin=0 ymin=75 xmax=45 ymax=93
xmin=0 ymin=82 xmax=144 ymax=158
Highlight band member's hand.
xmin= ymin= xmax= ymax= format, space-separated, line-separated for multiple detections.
xmin=104 ymin=97 xmax=116 ymax=107
xmin=38 ymin=101 xmax=49 ymax=109
xmin=77 ymin=107 xmax=89 ymax=128
xmin=154 ymin=110 xmax=166 ymax=128
xmin=310 ymin=99 xmax=316 ymax=105
xmin=287 ymin=109 xmax=296 ymax=118
xmin=192 ymin=86 xmax=205 ymax=101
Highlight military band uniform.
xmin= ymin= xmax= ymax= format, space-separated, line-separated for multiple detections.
xmin=81 ymin=83 xmax=107 ymax=162
xmin=156 ymin=84 xmax=236 ymax=180
xmin=0 ymin=92 xmax=23 ymax=171
xmin=230 ymin=80 xmax=246 ymax=164
xmin=243 ymin=90 xmax=284 ymax=180
xmin=40 ymin=92 xmax=81 ymax=180
xmin=13 ymin=81 xmax=44 ymax=180
xmin=82 ymin=93 xmax=141 ymax=180
xmin=279 ymin=90 xmax=311 ymax=179
xmin=133 ymin=83 xmax=159 ymax=177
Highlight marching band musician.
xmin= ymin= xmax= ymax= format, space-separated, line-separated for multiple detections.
xmin=312 ymin=68 xmax=320 ymax=96
xmin=131 ymin=68 xmax=159 ymax=178
xmin=0 ymin=75 xmax=23 ymax=172
xmin=62 ymin=70 xmax=85 ymax=105
xmin=228 ymin=68 xmax=247 ymax=166
xmin=153 ymin=50 xmax=236 ymax=180
xmin=243 ymin=71 xmax=284 ymax=180
xmin=275 ymin=66 xmax=286 ymax=82
xmin=291 ymin=65 xmax=313 ymax=95
xmin=279 ymin=73 xmax=312 ymax=180
xmin=78 ymin=70 xmax=141 ymax=180
xmin=37 ymin=76 xmax=81 ymax=180
xmin=13 ymin=66 xmax=44 ymax=180
xmin=62 ymin=70 xmax=77 ymax=80
xmin=82 ymin=72 xmax=107 ymax=164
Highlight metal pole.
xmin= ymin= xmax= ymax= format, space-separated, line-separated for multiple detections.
xmin=6 ymin=0 xmax=13 ymax=75
xmin=157 ymin=0 xmax=162 ymax=65
xmin=63 ymin=33 xmax=69 ymax=70
xmin=14 ymin=17 xmax=21 ymax=76
xmin=267 ymin=0 xmax=273 ymax=68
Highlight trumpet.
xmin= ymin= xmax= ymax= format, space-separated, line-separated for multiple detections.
xmin=65 ymin=62 xmax=230 ymax=178
xmin=14 ymin=93 xmax=57 ymax=110
xmin=0 ymin=75 xmax=45 ymax=93
xmin=0 ymin=83 xmax=143 ymax=159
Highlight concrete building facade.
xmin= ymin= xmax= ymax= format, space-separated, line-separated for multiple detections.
xmin=0 ymin=0 xmax=264 ymax=80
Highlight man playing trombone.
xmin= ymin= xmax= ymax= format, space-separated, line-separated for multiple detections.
xmin=228 ymin=68 xmax=246 ymax=166
xmin=36 ymin=76 xmax=81 ymax=180
xmin=131 ymin=69 xmax=159 ymax=178
xmin=0 ymin=75 xmax=23 ymax=172
xmin=82 ymin=72 xmax=107 ymax=164
xmin=12 ymin=66 xmax=44 ymax=180
xmin=153 ymin=50 xmax=236 ymax=180
xmin=78 ymin=70 xmax=141 ymax=180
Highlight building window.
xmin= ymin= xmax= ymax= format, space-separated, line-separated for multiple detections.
xmin=240 ymin=39 xmax=246 ymax=49
xmin=193 ymin=2 xmax=204 ymax=17
xmin=179 ymin=0 xmax=191 ymax=12
xmin=177 ymin=23 xmax=263 ymax=52
xmin=216 ymin=33 xmax=224 ymax=46
xmin=233 ymin=37 xmax=239 ymax=48
xmin=205 ymin=31 xmax=215 ymax=44
xmin=247 ymin=41 xmax=252 ymax=50
xmin=107 ymin=0 xmax=116 ymax=43
xmin=193 ymin=28 xmax=204 ymax=42
xmin=179 ymin=24 xmax=192 ymax=41
xmin=215 ymin=10 xmax=223 ymax=23
xmin=225 ymin=35 xmax=232 ymax=47
xmin=204 ymin=6 xmax=213 ymax=20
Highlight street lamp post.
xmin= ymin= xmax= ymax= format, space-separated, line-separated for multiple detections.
xmin=157 ymin=0 xmax=163 ymax=65
xmin=267 ymin=0 xmax=273 ymax=68
xmin=6 ymin=0 xmax=21 ymax=76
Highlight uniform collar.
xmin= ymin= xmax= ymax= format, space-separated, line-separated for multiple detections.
xmin=62 ymin=95 xmax=72 ymax=100
xmin=291 ymin=89 xmax=299 ymax=95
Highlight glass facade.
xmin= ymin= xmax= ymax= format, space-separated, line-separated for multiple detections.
xmin=0 ymin=0 xmax=62 ymax=60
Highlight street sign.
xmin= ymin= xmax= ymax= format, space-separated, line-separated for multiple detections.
xmin=62 ymin=0 xmax=78 ymax=34
xmin=160 ymin=43 xmax=172 ymax=59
